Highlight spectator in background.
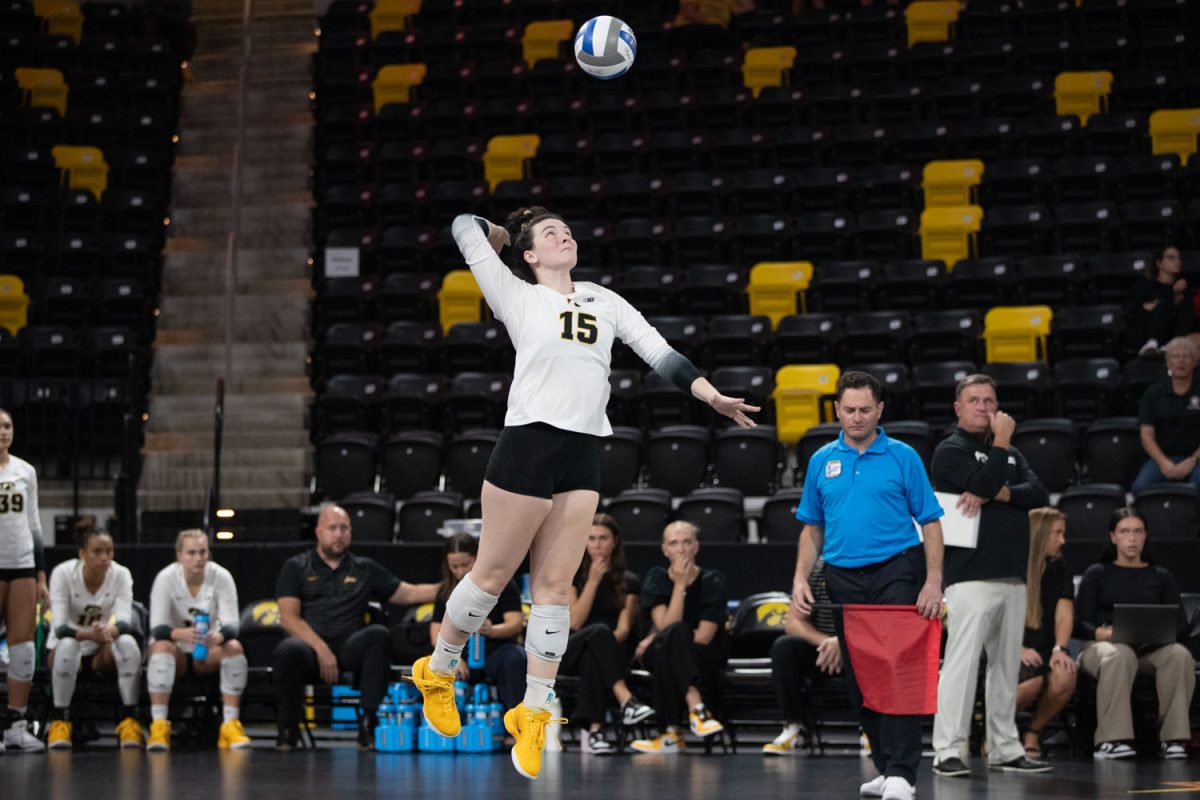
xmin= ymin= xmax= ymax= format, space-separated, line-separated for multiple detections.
xmin=429 ymin=533 xmax=526 ymax=711
xmin=561 ymin=514 xmax=654 ymax=755
xmin=1126 ymin=246 xmax=1191 ymax=358
xmin=762 ymin=558 xmax=840 ymax=756
xmin=1075 ymin=508 xmax=1194 ymax=760
xmin=931 ymin=374 xmax=1050 ymax=778
xmin=273 ymin=505 xmax=437 ymax=751
xmin=1015 ymin=508 xmax=1077 ymax=760
xmin=629 ymin=521 xmax=730 ymax=754
xmin=1132 ymin=337 xmax=1200 ymax=495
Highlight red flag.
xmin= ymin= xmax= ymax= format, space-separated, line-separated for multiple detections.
xmin=842 ymin=604 xmax=941 ymax=715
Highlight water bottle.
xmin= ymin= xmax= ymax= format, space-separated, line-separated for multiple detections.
xmin=467 ymin=632 xmax=485 ymax=669
xmin=193 ymin=610 xmax=209 ymax=661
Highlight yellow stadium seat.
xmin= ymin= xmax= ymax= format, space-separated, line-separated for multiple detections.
xmin=1149 ymin=108 xmax=1200 ymax=163
xmin=371 ymin=63 xmax=426 ymax=113
xmin=522 ymin=20 xmax=573 ymax=68
xmin=906 ymin=0 xmax=958 ymax=48
xmin=33 ymin=0 xmax=82 ymax=43
xmin=772 ymin=364 xmax=840 ymax=443
xmin=15 ymin=67 xmax=68 ymax=116
xmin=742 ymin=46 xmax=796 ymax=98
xmin=747 ymin=261 xmax=812 ymax=328
xmin=437 ymin=269 xmax=483 ymax=333
xmin=369 ymin=0 xmax=420 ymax=38
xmin=983 ymin=305 xmax=1052 ymax=363
xmin=51 ymin=145 xmax=108 ymax=199
xmin=920 ymin=205 xmax=982 ymax=265
xmin=0 ymin=275 xmax=31 ymax=336
xmin=922 ymin=160 xmax=984 ymax=208
xmin=1054 ymin=71 xmax=1112 ymax=126
xmin=483 ymin=134 xmax=540 ymax=191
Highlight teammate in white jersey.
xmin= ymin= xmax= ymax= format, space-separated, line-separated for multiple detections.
xmin=45 ymin=528 xmax=145 ymax=749
xmin=143 ymin=529 xmax=249 ymax=751
xmin=409 ymin=208 xmax=758 ymax=779
xmin=0 ymin=408 xmax=48 ymax=754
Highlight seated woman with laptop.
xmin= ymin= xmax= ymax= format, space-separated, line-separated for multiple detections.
xmin=1074 ymin=507 xmax=1195 ymax=761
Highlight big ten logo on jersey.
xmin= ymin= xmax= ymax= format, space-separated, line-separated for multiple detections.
xmin=252 ymin=601 xmax=280 ymax=626
xmin=77 ymin=604 xmax=104 ymax=626
xmin=756 ymin=602 xmax=788 ymax=628
xmin=0 ymin=482 xmax=23 ymax=513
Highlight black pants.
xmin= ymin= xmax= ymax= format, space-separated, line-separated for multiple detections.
xmin=559 ymin=624 xmax=631 ymax=726
xmin=770 ymin=635 xmax=824 ymax=722
xmin=826 ymin=547 xmax=927 ymax=787
xmin=272 ymin=624 xmax=392 ymax=727
xmin=1126 ymin=299 xmax=1193 ymax=350
xmin=642 ymin=622 xmax=728 ymax=728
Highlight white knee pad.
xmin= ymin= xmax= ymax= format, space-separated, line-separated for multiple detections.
xmin=220 ymin=654 xmax=248 ymax=696
xmin=51 ymin=638 xmax=82 ymax=708
xmin=147 ymin=652 xmax=177 ymax=695
xmin=445 ymin=574 xmax=500 ymax=634
xmin=525 ymin=604 xmax=570 ymax=663
xmin=7 ymin=640 xmax=34 ymax=682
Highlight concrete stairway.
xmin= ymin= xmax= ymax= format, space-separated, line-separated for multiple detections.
xmin=138 ymin=2 xmax=316 ymax=513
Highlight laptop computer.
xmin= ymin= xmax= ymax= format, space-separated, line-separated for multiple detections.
xmin=1111 ymin=604 xmax=1180 ymax=647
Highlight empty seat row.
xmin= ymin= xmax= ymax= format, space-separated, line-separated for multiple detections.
xmin=0 ymin=231 xmax=164 ymax=282
xmin=315 ymin=423 xmax=786 ymax=503
xmin=0 ymin=323 xmax=152 ymax=377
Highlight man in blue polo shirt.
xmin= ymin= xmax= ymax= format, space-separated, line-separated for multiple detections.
xmin=792 ymin=371 xmax=944 ymax=800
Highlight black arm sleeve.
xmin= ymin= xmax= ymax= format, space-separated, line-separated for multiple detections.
xmin=151 ymin=625 xmax=172 ymax=641
xmin=115 ymin=621 xmax=130 ymax=635
xmin=55 ymin=625 xmax=76 ymax=639
xmin=220 ymin=623 xmax=240 ymax=641
xmin=654 ymin=350 xmax=703 ymax=395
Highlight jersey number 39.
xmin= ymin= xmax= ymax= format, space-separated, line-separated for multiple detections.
xmin=0 ymin=493 xmax=24 ymax=513
xmin=559 ymin=311 xmax=598 ymax=345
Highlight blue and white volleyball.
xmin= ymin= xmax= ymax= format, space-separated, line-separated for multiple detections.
xmin=574 ymin=16 xmax=636 ymax=80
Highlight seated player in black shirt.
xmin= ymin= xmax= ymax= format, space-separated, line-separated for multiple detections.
xmin=630 ymin=521 xmax=730 ymax=754
xmin=560 ymin=514 xmax=654 ymax=754
xmin=1015 ymin=508 xmax=1077 ymax=760
xmin=273 ymin=505 xmax=438 ymax=750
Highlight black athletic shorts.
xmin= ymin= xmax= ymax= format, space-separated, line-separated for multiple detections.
xmin=485 ymin=422 xmax=602 ymax=499
xmin=0 ymin=567 xmax=37 ymax=582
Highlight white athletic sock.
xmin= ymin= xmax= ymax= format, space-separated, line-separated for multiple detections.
xmin=523 ymin=675 xmax=555 ymax=713
xmin=429 ymin=635 xmax=464 ymax=676
xmin=151 ymin=704 xmax=169 ymax=722
xmin=223 ymin=705 xmax=239 ymax=724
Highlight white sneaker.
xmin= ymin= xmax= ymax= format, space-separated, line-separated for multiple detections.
xmin=1094 ymin=741 xmax=1136 ymax=760
xmin=881 ymin=776 xmax=916 ymax=800
xmin=860 ymin=775 xmax=887 ymax=797
xmin=4 ymin=720 xmax=46 ymax=753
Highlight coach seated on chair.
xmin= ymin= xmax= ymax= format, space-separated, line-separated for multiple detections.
xmin=629 ymin=520 xmax=730 ymax=754
xmin=1132 ymin=336 xmax=1200 ymax=495
xmin=273 ymin=504 xmax=437 ymax=751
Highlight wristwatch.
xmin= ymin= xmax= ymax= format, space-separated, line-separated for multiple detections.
xmin=1051 ymin=644 xmax=1067 ymax=654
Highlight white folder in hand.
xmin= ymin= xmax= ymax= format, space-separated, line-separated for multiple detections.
xmin=934 ymin=492 xmax=981 ymax=549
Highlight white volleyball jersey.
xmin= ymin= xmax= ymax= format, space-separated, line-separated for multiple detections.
xmin=46 ymin=559 xmax=134 ymax=650
xmin=0 ymin=455 xmax=41 ymax=569
xmin=454 ymin=214 xmax=675 ymax=436
xmin=149 ymin=561 xmax=239 ymax=653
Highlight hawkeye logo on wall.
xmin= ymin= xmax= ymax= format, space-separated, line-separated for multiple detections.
xmin=252 ymin=601 xmax=280 ymax=626
xmin=755 ymin=602 xmax=789 ymax=628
